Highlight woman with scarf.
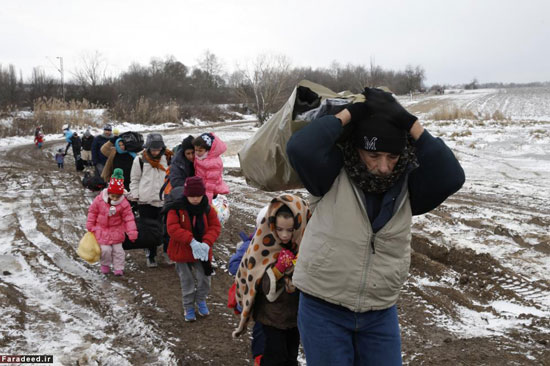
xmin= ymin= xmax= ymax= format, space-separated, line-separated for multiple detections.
xmin=286 ymin=88 xmax=465 ymax=366
xmin=165 ymin=176 xmax=221 ymax=322
xmin=100 ymin=136 xmax=138 ymax=191
xmin=129 ymin=133 xmax=173 ymax=267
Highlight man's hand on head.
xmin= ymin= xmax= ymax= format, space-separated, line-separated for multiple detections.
xmin=363 ymin=87 xmax=418 ymax=132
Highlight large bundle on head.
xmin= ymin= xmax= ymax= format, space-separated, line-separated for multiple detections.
xmin=238 ymin=80 xmax=365 ymax=191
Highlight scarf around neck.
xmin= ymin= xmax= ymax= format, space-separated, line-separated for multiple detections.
xmin=143 ymin=150 xmax=166 ymax=171
xmin=182 ymin=196 xmax=210 ymax=242
xmin=340 ymin=135 xmax=419 ymax=194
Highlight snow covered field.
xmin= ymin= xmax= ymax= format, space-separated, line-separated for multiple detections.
xmin=0 ymin=87 xmax=548 ymax=365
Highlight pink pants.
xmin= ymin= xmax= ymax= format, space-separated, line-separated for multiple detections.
xmin=100 ymin=244 xmax=125 ymax=271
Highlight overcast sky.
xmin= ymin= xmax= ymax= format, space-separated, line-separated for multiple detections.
xmin=1 ymin=0 xmax=549 ymax=86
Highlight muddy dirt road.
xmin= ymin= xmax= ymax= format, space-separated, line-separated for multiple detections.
xmin=0 ymin=121 xmax=548 ymax=365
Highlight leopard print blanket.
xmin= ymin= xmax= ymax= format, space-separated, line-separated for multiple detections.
xmin=232 ymin=194 xmax=311 ymax=338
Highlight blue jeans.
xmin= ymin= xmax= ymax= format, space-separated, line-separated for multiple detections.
xmin=298 ymin=293 xmax=402 ymax=366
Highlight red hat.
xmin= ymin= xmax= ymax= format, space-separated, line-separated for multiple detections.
xmin=108 ymin=168 xmax=125 ymax=195
xmin=183 ymin=176 xmax=206 ymax=197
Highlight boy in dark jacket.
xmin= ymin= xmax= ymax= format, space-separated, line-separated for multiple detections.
xmin=233 ymin=194 xmax=311 ymax=366
xmin=166 ymin=176 xmax=221 ymax=322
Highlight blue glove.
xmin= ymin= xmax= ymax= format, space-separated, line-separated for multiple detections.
xmin=190 ymin=239 xmax=205 ymax=260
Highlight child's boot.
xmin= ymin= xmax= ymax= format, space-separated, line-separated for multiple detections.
xmin=197 ymin=301 xmax=209 ymax=316
xmin=184 ymin=307 xmax=196 ymax=322
xmin=100 ymin=265 xmax=110 ymax=274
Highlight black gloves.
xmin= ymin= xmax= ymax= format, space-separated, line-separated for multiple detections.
xmin=363 ymin=88 xmax=418 ymax=131
xmin=345 ymin=102 xmax=370 ymax=124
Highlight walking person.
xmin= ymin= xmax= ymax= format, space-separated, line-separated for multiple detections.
xmin=101 ymin=136 xmax=137 ymax=191
xmin=169 ymin=135 xmax=195 ymax=189
xmin=62 ymin=124 xmax=74 ymax=155
xmin=86 ymin=168 xmax=138 ymax=276
xmin=129 ymin=133 xmax=172 ymax=267
xmin=286 ymin=87 xmax=465 ymax=365
xmin=55 ymin=148 xmax=64 ymax=169
xmin=166 ymin=176 xmax=221 ymax=321
xmin=233 ymin=194 xmax=311 ymax=366
xmin=81 ymin=129 xmax=94 ymax=167
xmin=91 ymin=124 xmax=113 ymax=177
xmin=71 ymin=132 xmax=83 ymax=170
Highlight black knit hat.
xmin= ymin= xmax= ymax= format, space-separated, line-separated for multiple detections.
xmin=181 ymin=135 xmax=194 ymax=151
xmin=352 ymin=113 xmax=406 ymax=154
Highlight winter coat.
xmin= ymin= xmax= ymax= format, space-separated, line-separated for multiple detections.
xmin=286 ymin=115 xmax=465 ymax=312
xmin=86 ymin=189 xmax=138 ymax=245
xmin=100 ymin=139 xmax=135 ymax=189
xmin=34 ymin=134 xmax=44 ymax=144
xmin=166 ymin=204 xmax=221 ymax=262
xmin=194 ymin=132 xmax=229 ymax=203
xmin=64 ymin=130 xmax=74 ymax=143
xmin=228 ymin=232 xmax=253 ymax=276
xmin=91 ymin=134 xmax=110 ymax=165
xmin=253 ymin=268 xmax=300 ymax=329
xmin=71 ymin=135 xmax=82 ymax=155
xmin=169 ymin=147 xmax=195 ymax=188
xmin=82 ymin=134 xmax=94 ymax=151
xmin=55 ymin=153 xmax=64 ymax=164
xmin=129 ymin=152 xmax=169 ymax=208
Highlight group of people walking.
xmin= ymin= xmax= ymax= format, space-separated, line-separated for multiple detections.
xmin=71 ymin=86 xmax=465 ymax=366
xmin=82 ymin=125 xmax=230 ymax=329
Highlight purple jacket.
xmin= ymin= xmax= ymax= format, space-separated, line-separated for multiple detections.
xmin=86 ymin=189 xmax=138 ymax=245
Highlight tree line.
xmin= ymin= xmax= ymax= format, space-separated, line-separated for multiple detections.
xmin=1 ymin=51 xmax=427 ymax=124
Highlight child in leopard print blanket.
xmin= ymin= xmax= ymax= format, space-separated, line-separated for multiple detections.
xmin=233 ymin=194 xmax=311 ymax=366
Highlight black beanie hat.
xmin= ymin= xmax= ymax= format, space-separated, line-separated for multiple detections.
xmin=181 ymin=135 xmax=194 ymax=151
xmin=352 ymin=113 xmax=406 ymax=154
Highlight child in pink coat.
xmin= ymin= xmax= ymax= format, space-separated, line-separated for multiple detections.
xmin=192 ymin=133 xmax=230 ymax=203
xmin=86 ymin=168 xmax=137 ymax=276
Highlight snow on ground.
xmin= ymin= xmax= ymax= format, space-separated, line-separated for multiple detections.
xmin=1 ymin=87 xmax=549 ymax=363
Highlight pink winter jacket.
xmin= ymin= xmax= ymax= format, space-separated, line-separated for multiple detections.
xmin=194 ymin=133 xmax=230 ymax=203
xmin=86 ymin=189 xmax=138 ymax=245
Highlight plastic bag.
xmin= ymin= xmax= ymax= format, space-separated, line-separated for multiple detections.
xmin=212 ymin=194 xmax=230 ymax=226
xmin=77 ymin=232 xmax=101 ymax=264
xmin=238 ymin=80 xmax=362 ymax=191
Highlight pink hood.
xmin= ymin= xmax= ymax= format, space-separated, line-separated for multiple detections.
xmin=194 ymin=133 xmax=230 ymax=203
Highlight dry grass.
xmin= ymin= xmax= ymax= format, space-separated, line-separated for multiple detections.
xmin=430 ymin=105 xmax=509 ymax=122
xmin=0 ymin=98 xmax=106 ymax=138
xmin=109 ymin=98 xmax=241 ymax=125
xmin=109 ymin=97 xmax=179 ymax=125
xmin=430 ymin=106 xmax=478 ymax=120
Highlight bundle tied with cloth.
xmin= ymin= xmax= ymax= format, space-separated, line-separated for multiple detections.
xmin=239 ymin=80 xmax=380 ymax=191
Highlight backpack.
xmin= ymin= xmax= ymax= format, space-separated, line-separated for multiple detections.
xmin=76 ymin=158 xmax=85 ymax=171
xmin=81 ymin=171 xmax=106 ymax=191
xmin=158 ymin=166 xmax=173 ymax=201
xmin=119 ymin=131 xmax=144 ymax=153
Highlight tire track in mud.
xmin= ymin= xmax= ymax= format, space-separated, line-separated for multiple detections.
xmin=0 ymin=141 xmax=178 ymax=365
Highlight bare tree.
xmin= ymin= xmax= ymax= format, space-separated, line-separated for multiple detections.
xmin=234 ymin=54 xmax=293 ymax=125
xmin=72 ymin=51 xmax=108 ymax=87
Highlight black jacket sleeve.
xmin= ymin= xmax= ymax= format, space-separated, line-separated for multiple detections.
xmin=286 ymin=115 xmax=344 ymax=197
xmin=169 ymin=154 xmax=189 ymax=188
xmin=408 ymin=130 xmax=465 ymax=215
